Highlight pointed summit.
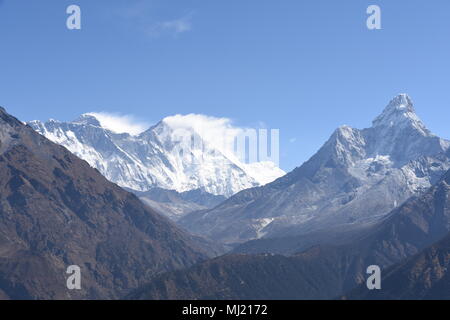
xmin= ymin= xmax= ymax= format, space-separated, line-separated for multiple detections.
xmin=387 ymin=93 xmax=414 ymax=111
xmin=72 ymin=113 xmax=102 ymax=127
xmin=0 ymin=106 xmax=25 ymax=128
xmin=372 ymin=94 xmax=422 ymax=129
xmin=363 ymin=94 xmax=450 ymax=165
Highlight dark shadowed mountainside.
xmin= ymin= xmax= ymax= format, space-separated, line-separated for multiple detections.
xmin=0 ymin=107 xmax=208 ymax=300
xmin=126 ymin=249 xmax=351 ymax=300
xmin=345 ymin=232 xmax=450 ymax=300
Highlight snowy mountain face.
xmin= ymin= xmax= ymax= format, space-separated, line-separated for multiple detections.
xmin=179 ymin=94 xmax=450 ymax=245
xmin=28 ymin=115 xmax=285 ymax=199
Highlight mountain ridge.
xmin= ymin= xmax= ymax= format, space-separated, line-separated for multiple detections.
xmin=179 ymin=94 xmax=450 ymax=245
xmin=0 ymin=106 xmax=210 ymax=299
xmin=29 ymin=114 xmax=285 ymax=198
xmin=130 ymin=187 xmax=226 ymax=221
xmin=128 ymin=166 xmax=450 ymax=299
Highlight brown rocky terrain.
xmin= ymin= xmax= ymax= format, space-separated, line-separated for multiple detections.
xmin=0 ymin=107 xmax=208 ymax=299
xmin=345 ymin=232 xmax=450 ymax=300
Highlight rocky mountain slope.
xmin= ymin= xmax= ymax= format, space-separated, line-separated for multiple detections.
xmin=180 ymin=94 xmax=450 ymax=245
xmin=345 ymin=232 xmax=450 ymax=300
xmin=29 ymin=115 xmax=284 ymax=198
xmin=129 ymin=167 xmax=450 ymax=299
xmin=0 ymin=107 xmax=209 ymax=299
xmin=126 ymin=250 xmax=349 ymax=300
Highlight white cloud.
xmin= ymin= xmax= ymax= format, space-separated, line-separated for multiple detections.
xmin=147 ymin=14 xmax=193 ymax=37
xmin=162 ymin=114 xmax=239 ymax=135
xmin=162 ymin=114 xmax=244 ymax=159
xmin=86 ymin=112 xmax=150 ymax=135
xmin=163 ymin=114 xmax=245 ymax=160
xmin=82 ymin=112 xmax=281 ymax=168
xmin=289 ymin=137 xmax=297 ymax=143
xmin=161 ymin=114 xmax=283 ymax=170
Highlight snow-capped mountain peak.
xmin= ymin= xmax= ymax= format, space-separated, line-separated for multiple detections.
xmin=372 ymin=94 xmax=426 ymax=132
xmin=364 ymin=94 xmax=446 ymax=164
xmin=29 ymin=114 xmax=285 ymax=197
xmin=178 ymin=94 xmax=450 ymax=245
xmin=72 ymin=114 xmax=103 ymax=127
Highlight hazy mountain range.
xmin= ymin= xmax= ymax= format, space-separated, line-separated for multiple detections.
xmin=130 ymin=187 xmax=226 ymax=221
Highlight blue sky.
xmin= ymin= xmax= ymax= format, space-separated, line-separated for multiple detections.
xmin=0 ymin=0 xmax=449 ymax=171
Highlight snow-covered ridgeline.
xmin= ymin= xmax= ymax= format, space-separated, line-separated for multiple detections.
xmin=29 ymin=114 xmax=285 ymax=197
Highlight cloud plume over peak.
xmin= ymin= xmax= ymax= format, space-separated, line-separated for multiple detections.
xmin=85 ymin=112 xmax=150 ymax=135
